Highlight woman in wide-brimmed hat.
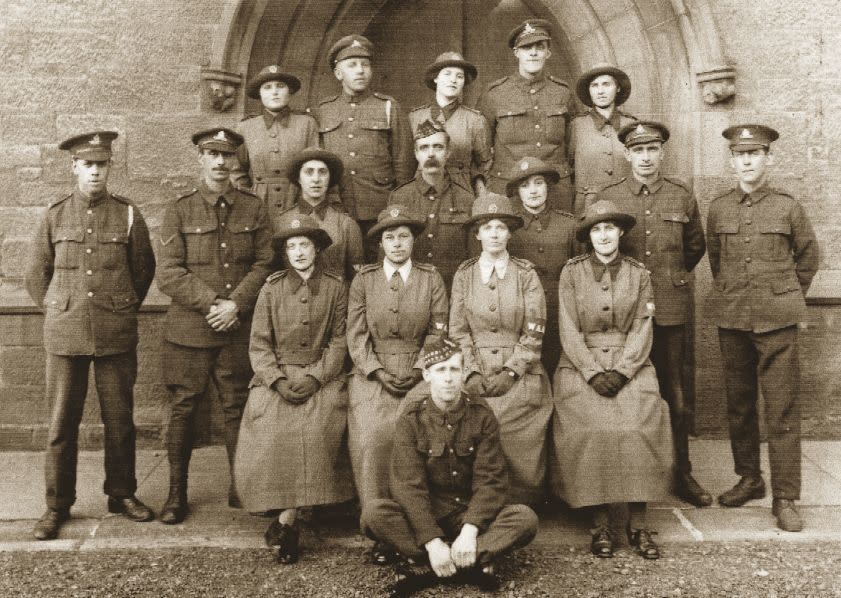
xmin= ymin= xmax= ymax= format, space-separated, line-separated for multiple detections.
xmin=550 ymin=199 xmax=673 ymax=561
xmin=234 ymin=65 xmax=318 ymax=216
xmin=569 ymin=63 xmax=637 ymax=214
xmin=448 ymin=192 xmax=553 ymax=505
xmin=409 ymin=51 xmax=492 ymax=194
xmin=234 ymin=213 xmax=353 ymax=565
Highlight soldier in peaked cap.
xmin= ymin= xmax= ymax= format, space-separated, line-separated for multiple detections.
xmin=346 ymin=205 xmax=449 ymax=564
xmin=478 ymin=18 xmax=575 ymax=212
xmin=592 ymin=120 xmax=709 ymax=507
xmin=233 ymin=65 xmax=318 ymax=217
xmin=313 ymin=34 xmax=415 ymax=261
xmin=708 ymin=124 xmax=818 ymax=532
xmin=569 ymin=63 xmax=637 ymax=215
xmin=388 ymin=119 xmax=475 ymax=290
xmin=26 ymin=131 xmax=156 ymax=540
xmin=156 ymin=127 xmax=273 ymax=524
xmin=410 ymin=51 xmax=492 ymax=194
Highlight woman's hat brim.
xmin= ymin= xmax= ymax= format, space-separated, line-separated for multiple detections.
xmin=575 ymin=66 xmax=632 ymax=107
xmin=286 ymin=148 xmax=344 ymax=184
xmin=505 ymin=166 xmax=562 ymax=196
xmin=366 ymin=218 xmax=427 ymax=240
xmin=246 ymin=72 xmax=302 ymax=99
xmin=463 ymin=213 xmax=524 ymax=233
xmin=423 ymin=59 xmax=478 ymax=90
xmin=575 ymin=211 xmax=636 ymax=242
xmin=271 ymin=227 xmax=333 ymax=253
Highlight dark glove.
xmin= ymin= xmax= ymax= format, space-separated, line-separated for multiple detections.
xmin=273 ymin=379 xmax=310 ymax=405
xmin=463 ymin=373 xmax=486 ymax=397
xmin=374 ymin=369 xmax=406 ymax=396
xmin=589 ymin=372 xmax=618 ymax=398
xmin=603 ymin=370 xmax=629 ymax=394
xmin=288 ymin=375 xmax=321 ymax=399
xmin=484 ymin=369 xmax=516 ymax=397
xmin=392 ymin=368 xmax=423 ymax=392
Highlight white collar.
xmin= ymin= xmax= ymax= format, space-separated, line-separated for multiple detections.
xmin=383 ymin=258 xmax=412 ymax=283
xmin=479 ymin=251 xmax=509 ymax=284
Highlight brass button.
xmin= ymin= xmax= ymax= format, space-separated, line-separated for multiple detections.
xmin=745 ymin=257 xmax=752 ymax=263
xmin=745 ymin=237 xmax=751 ymax=243
xmin=427 ymin=252 xmax=433 ymax=258
xmin=645 ymin=210 xmax=651 ymax=216
xmin=745 ymin=220 xmax=752 ymax=225
xmin=348 ymin=116 xmax=354 ymax=122
xmin=223 ymin=263 xmax=229 ymax=268
xmin=535 ymin=142 xmax=542 ymax=148
xmin=221 ymin=242 xmax=227 ymax=248
xmin=302 ymin=320 xmax=309 ymax=325
xmin=529 ymin=88 xmax=536 ymax=95
xmin=602 ymin=285 xmax=609 ymax=291
xmin=538 ymin=247 xmax=544 ymax=253
xmin=645 ymin=230 xmax=651 ymax=235
xmin=86 ymin=209 xmax=92 ymax=215
xmin=347 ymin=133 xmax=354 ymax=139
xmin=606 ymin=169 xmax=613 ymax=175
xmin=86 ymin=270 xmax=92 ymax=275
xmin=86 ymin=248 xmax=92 ymax=254
xmin=87 ymin=291 xmax=94 ymax=297
xmin=490 ymin=327 xmax=498 ymax=333
xmin=428 ymin=213 xmax=435 ymax=219
xmin=746 ymin=201 xmax=752 ymax=207
xmin=489 ymin=305 xmax=496 ymax=312
xmin=350 ymin=170 xmax=356 ymax=175
xmin=300 ymin=297 xmax=308 ymax=303
xmin=349 ymin=151 xmax=356 ymax=157
xmin=645 ymin=250 xmax=651 ymax=256
xmin=489 ymin=283 xmax=496 ymax=290
xmin=427 ymin=233 xmax=433 ymax=238
xmin=225 ymin=283 xmax=232 ymax=289
xmin=86 ymin=228 xmax=93 ymax=234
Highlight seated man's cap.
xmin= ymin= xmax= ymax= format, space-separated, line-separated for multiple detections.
xmin=191 ymin=128 xmax=244 ymax=153
xmin=422 ymin=335 xmax=460 ymax=369
xmin=328 ymin=34 xmax=374 ymax=67
xmin=508 ymin=18 xmax=553 ymax=49
xmin=617 ymin=121 xmax=670 ymax=147
xmin=58 ymin=131 xmax=119 ymax=161
xmin=722 ymin=124 xmax=779 ymax=151
xmin=246 ymin=65 xmax=302 ymax=99
xmin=414 ymin=118 xmax=447 ymax=141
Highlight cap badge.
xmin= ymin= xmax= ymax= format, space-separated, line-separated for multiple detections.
xmin=635 ymin=124 xmax=646 ymax=134
xmin=523 ymin=22 xmax=536 ymax=34
xmin=597 ymin=206 xmax=607 ymax=214
xmin=740 ymin=128 xmax=753 ymax=139
xmin=390 ymin=208 xmax=400 ymax=218
xmin=214 ymin=130 xmax=227 ymax=142
xmin=488 ymin=203 xmax=498 ymax=213
xmin=269 ymin=65 xmax=278 ymax=73
xmin=290 ymin=219 xmax=301 ymax=228
xmin=521 ymin=160 xmax=529 ymax=170
xmin=89 ymin=134 xmax=102 ymax=146
xmin=351 ymin=39 xmax=362 ymax=48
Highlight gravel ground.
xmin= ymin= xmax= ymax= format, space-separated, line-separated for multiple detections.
xmin=2 ymin=542 xmax=840 ymax=598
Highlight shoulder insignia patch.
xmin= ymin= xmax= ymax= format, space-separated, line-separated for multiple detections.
xmin=622 ymin=255 xmax=646 ymax=269
xmin=487 ymin=76 xmax=509 ymax=90
xmin=414 ymin=261 xmax=436 ymax=272
xmin=323 ymin=270 xmax=344 ymax=282
xmin=266 ymin=270 xmax=287 ymax=284
xmin=357 ymin=263 xmax=382 ymax=276
xmin=456 ymin=256 xmax=479 ymax=272
xmin=565 ymin=253 xmax=590 ymax=266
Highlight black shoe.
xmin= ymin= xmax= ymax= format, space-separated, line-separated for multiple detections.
xmin=371 ymin=541 xmax=398 ymax=565
xmin=32 ymin=508 xmax=70 ymax=540
xmin=269 ymin=522 xmax=300 ymax=564
xmin=590 ymin=525 xmax=613 ymax=558
xmin=718 ymin=476 xmax=766 ymax=507
xmin=772 ymin=498 xmax=803 ymax=532
xmin=108 ymin=496 xmax=155 ymax=522
xmin=227 ymin=487 xmax=242 ymax=509
xmin=388 ymin=571 xmax=438 ymax=598
xmin=159 ymin=489 xmax=188 ymax=525
xmin=464 ymin=564 xmax=501 ymax=592
xmin=629 ymin=528 xmax=660 ymax=560
xmin=674 ymin=472 xmax=713 ymax=507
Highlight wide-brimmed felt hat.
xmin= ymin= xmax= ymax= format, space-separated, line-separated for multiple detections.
xmin=575 ymin=199 xmax=636 ymax=242
xmin=508 ymin=18 xmax=553 ymax=49
xmin=722 ymin=124 xmax=779 ymax=151
xmin=271 ymin=214 xmax=332 ymax=255
xmin=285 ymin=147 xmax=344 ymax=185
xmin=367 ymin=204 xmax=427 ymax=240
xmin=464 ymin=193 xmax=523 ymax=232
xmin=505 ymin=156 xmax=561 ymax=197
xmin=246 ymin=65 xmax=302 ymax=99
xmin=575 ymin=63 xmax=632 ymax=107
xmin=424 ymin=51 xmax=478 ymax=90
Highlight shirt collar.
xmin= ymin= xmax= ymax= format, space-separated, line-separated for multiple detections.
xmin=629 ymin=176 xmax=664 ymax=196
xmin=287 ymin=263 xmax=322 ymax=294
xmin=518 ymin=205 xmax=550 ymax=229
xmin=589 ymin=252 xmax=623 ymax=281
xmin=383 ymin=258 xmax=412 ymax=283
xmin=516 ymin=73 xmax=546 ymax=92
xmin=199 ymin=182 xmax=236 ymax=206
xmin=739 ymin=184 xmax=771 ymax=205
xmin=342 ymin=89 xmax=371 ymax=103
xmin=298 ymin=198 xmax=330 ymax=219
xmin=588 ymin=108 xmax=623 ymax=132
xmin=417 ymin=173 xmax=451 ymax=197
xmin=479 ymin=251 xmax=509 ymax=284
xmin=262 ymin=106 xmax=291 ymax=128
xmin=422 ymin=393 xmax=467 ymax=427
xmin=431 ymin=99 xmax=459 ymax=123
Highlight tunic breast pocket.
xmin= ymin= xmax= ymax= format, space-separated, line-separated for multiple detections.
xmin=53 ymin=228 xmax=84 ymax=269
xmin=318 ymin=121 xmax=342 ymax=144
xmin=358 ymin=120 xmax=391 ymax=156
xmin=228 ymin=221 xmax=256 ymax=263
xmin=715 ymin=221 xmax=740 ymax=253
xmin=758 ymin=221 xmax=792 ymax=261
xmin=545 ymin=107 xmax=569 ymax=148
xmin=659 ymin=212 xmax=689 ymax=251
xmin=439 ymin=210 xmax=469 ymax=225
xmin=418 ymin=439 xmax=448 ymax=485
xmin=98 ymin=231 xmax=129 ymax=269
xmin=496 ymin=109 xmax=529 ymax=145
xmin=180 ymin=223 xmax=218 ymax=265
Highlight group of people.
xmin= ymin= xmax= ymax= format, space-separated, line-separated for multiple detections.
xmin=24 ymin=17 xmax=819 ymax=596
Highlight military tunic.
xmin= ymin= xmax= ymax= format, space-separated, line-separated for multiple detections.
xmin=234 ymin=268 xmax=354 ymax=510
xmin=25 ymin=190 xmax=155 ymax=509
xmin=387 ymin=174 xmax=475 ymax=290
xmin=707 ymin=185 xmax=818 ymax=499
xmin=233 ymin=109 xmax=318 ymax=216
xmin=569 ymin=108 xmax=636 ymax=214
xmin=508 ymin=207 xmax=577 ymax=376
xmin=551 ymin=254 xmax=672 ymax=507
xmin=409 ymin=101 xmax=492 ymax=189
xmin=478 ymin=73 xmax=574 ymax=211
xmin=450 ymin=255 xmax=552 ymax=504
xmin=347 ymin=261 xmax=448 ymax=506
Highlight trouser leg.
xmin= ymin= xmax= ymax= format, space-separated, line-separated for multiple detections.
xmin=475 ymin=504 xmax=539 ymax=566
xmin=93 ymin=351 xmax=138 ymax=499
xmin=44 ymin=354 xmax=91 ymax=511
xmin=754 ymin=326 xmax=801 ymax=500
xmin=718 ymin=328 xmax=761 ymax=479
xmin=361 ymin=499 xmax=426 ymax=560
xmin=213 ymin=342 xmax=251 ymax=479
xmin=651 ymin=324 xmax=691 ymax=474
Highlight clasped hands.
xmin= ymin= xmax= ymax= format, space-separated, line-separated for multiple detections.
xmin=589 ymin=370 xmax=629 ymax=397
xmin=425 ymin=524 xmax=478 ymax=578
xmin=464 ymin=369 xmax=516 ymax=397
xmin=272 ymin=375 xmax=321 ymax=405
xmin=374 ymin=368 xmax=423 ymax=397
xmin=207 ymin=298 xmax=240 ymax=332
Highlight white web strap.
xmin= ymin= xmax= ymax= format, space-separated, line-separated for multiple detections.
xmin=127 ymin=204 xmax=134 ymax=235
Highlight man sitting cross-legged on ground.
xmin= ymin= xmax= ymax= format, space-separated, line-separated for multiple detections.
xmin=361 ymin=336 xmax=538 ymax=596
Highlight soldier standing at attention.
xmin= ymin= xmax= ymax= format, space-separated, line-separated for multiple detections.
xmin=26 ymin=131 xmax=156 ymax=540
xmin=478 ymin=19 xmax=574 ymax=212
xmin=233 ymin=65 xmax=318 ymax=220
xmin=388 ymin=119 xmax=475 ymax=290
xmin=569 ymin=64 xmax=636 ymax=215
xmin=313 ymin=34 xmax=415 ymax=261
xmin=156 ymin=128 xmax=273 ymax=524
xmin=594 ymin=121 xmax=710 ymax=507
xmin=411 ymin=51 xmax=492 ymax=194
xmin=708 ymin=124 xmax=818 ymax=531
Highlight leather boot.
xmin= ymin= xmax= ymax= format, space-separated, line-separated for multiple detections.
xmin=772 ymin=498 xmax=803 ymax=532
xmin=159 ymin=483 xmax=188 ymax=525
xmin=718 ymin=476 xmax=766 ymax=507
xmin=33 ymin=508 xmax=70 ymax=540
xmin=674 ymin=471 xmax=713 ymax=507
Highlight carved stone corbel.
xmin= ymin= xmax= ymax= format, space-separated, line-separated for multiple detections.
xmin=696 ymin=67 xmax=736 ymax=105
xmin=201 ymin=68 xmax=242 ymax=112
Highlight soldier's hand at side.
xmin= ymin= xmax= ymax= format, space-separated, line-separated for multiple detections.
xmin=450 ymin=524 xmax=478 ymax=569
xmin=463 ymin=373 xmax=485 ymax=397
xmin=589 ymin=372 xmax=618 ymax=397
xmin=288 ymin=375 xmax=320 ymax=398
xmin=207 ymin=299 xmax=239 ymax=331
xmin=425 ymin=538 xmax=456 ymax=578
xmin=374 ymin=369 xmax=406 ymax=396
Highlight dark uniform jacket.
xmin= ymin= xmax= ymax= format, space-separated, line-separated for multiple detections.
xmin=25 ymin=190 xmax=155 ymax=356
xmin=390 ymin=392 xmax=508 ymax=546
xmin=569 ymin=108 xmax=636 ymax=199
xmin=314 ymin=90 xmax=415 ymax=221
xmin=388 ymin=173 xmax=475 ymax=289
xmin=706 ymin=185 xmax=818 ymax=333
xmin=594 ymin=176 xmax=706 ymax=325
xmin=478 ymin=73 xmax=573 ymax=192
xmin=157 ymin=183 xmax=273 ymax=348
xmin=233 ymin=109 xmax=319 ymax=213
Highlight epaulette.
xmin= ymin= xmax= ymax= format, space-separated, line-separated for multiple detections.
xmin=663 ymin=176 xmax=690 ymax=192
xmin=266 ymin=270 xmax=287 ymax=284
xmin=487 ymin=76 xmax=509 ymax=90
xmin=410 ymin=104 xmax=430 ymax=113
xmin=710 ymin=188 xmax=735 ymax=203
xmin=510 ymin=256 xmax=535 ymax=271
xmin=617 ymin=108 xmax=637 ymax=120
xmin=390 ymin=179 xmax=414 ymax=194
xmin=565 ymin=253 xmax=590 ymax=266
xmin=240 ymin=113 xmax=260 ymax=121
xmin=548 ymin=75 xmax=570 ymax=88
xmin=599 ymin=177 xmax=627 ymax=192
xmin=456 ymin=256 xmax=479 ymax=272
xmin=372 ymin=91 xmax=395 ymax=101
xmin=768 ymin=187 xmax=794 ymax=199
xmin=413 ymin=261 xmax=437 ymax=272
xmin=464 ymin=394 xmax=493 ymax=412
xmin=48 ymin=193 xmax=73 ymax=208
xmin=176 ymin=188 xmax=198 ymax=200
xmin=461 ymin=105 xmax=482 ymax=116
xmin=235 ymin=187 xmax=259 ymax=198
xmin=450 ymin=175 xmax=473 ymax=194
xmin=356 ymin=263 xmax=382 ymax=276
xmin=110 ymin=193 xmax=133 ymax=206
xmin=323 ymin=270 xmax=343 ymax=282
xmin=552 ymin=208 xmax=575 ymax=219
xmin=318 ymin=94 xmax=339 ymax=105
xmin=622 ymin=255 xmax=646 ymax=269
xmin=402 ymin=394 xmax=428 ymax=415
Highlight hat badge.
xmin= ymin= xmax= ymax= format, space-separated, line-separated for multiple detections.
xmin=597 ymin=206 xmax=607 ymax=214
xmin=740 ymin=128 xmax=753 ymax=139
xmin=351 ymin=39 xmax=362 ymax=48
xmin=290 ymin=219 xmax=301 ymax=228
xmin=390 ymin=208 xmax=400 ymax=218
xmin=520 ymin=160 xmax=529 ymax=171
xmin=523 ymin=22 xmax=536 ymax=34
xmin=89 ymin=134 xmax=102 ymax=146
xmin=488 ymin=203 xmax=498 ymax=213
xmin=269 ymin=65 xmax=278 ymax=73
xmin=214 ymin=130 xmax=227 ymax=142
xmin=635 ymin=124 xmax=646 ymax=134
